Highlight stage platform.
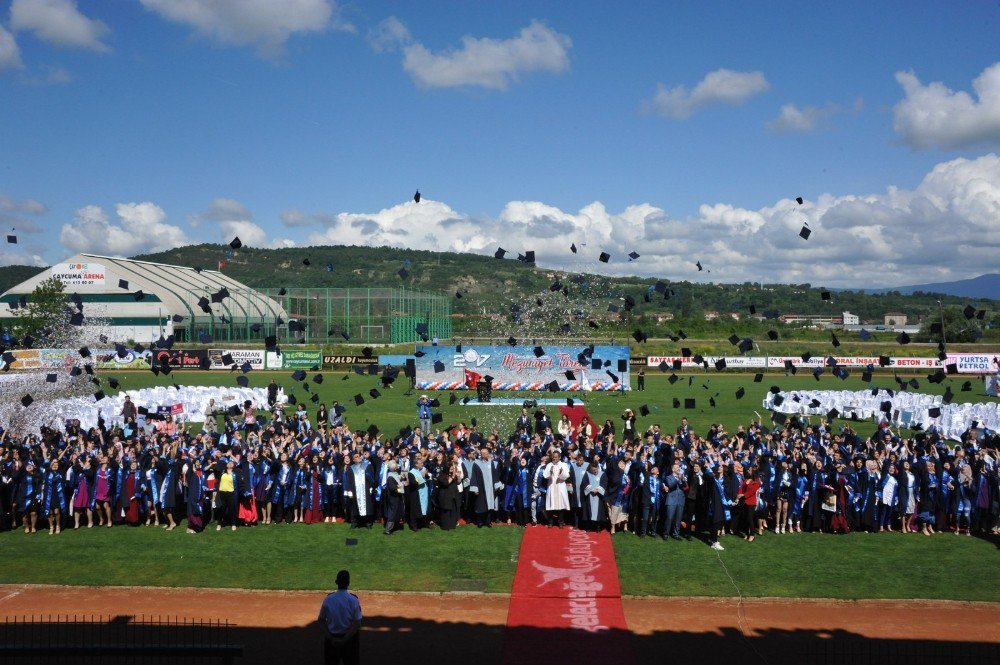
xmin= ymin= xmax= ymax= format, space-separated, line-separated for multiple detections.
xmin=463 ymin=398 xmax=585 ymax=406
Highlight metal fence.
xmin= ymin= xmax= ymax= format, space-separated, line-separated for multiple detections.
xmin=0 ymin=614 xmax=242 ymax=664
xmin=175 ymin=286 xmax=452 ymax=346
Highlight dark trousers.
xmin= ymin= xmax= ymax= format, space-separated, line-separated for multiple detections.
xmin=639 ymin=503 xmax=658 ymax=536
xmin=324 ymin=632 xmax=359 ymax=665
xmin=217 ymin=491 xmax=237 ymax=526
xmin=664 ymin=503 xmax=683 ymax=537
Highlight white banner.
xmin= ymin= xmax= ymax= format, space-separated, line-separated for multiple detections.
xmin=207 ymin=348 xmax=265 ymax=370
xmin=646 ymin=355 xmax=995 ymax=371
xmin=945 ymin=353 xmax=1000 ymax=374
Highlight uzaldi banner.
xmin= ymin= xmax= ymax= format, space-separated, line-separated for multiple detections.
xmin=323 ymin=355 xmax=379 ymax=366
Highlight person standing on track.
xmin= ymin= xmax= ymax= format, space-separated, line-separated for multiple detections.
xmin=318 ymin=569 xmax=362 ymax=665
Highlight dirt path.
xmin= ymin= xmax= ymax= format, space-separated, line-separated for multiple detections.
xmin=3 ymin=585 xmax=997 ymax=664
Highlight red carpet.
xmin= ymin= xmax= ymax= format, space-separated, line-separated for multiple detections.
xmin=558 ymin=404 xmax=594 ymax=434
xmin=502 ymin=526 xmax=634 ymax=665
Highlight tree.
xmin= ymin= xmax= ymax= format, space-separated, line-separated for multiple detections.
xmin=917 ymin=305 xmax=982 ymax=344
xmin=11 ymin=277 xmax=69 ymax=345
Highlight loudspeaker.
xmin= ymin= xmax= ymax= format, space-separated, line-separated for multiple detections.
xmin=404 ymin=358 xmax=416 ymax=379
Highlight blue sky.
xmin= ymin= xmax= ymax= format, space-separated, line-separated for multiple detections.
xmin=1 ymin=0 xmax=999 ymax=287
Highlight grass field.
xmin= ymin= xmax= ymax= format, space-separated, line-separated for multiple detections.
xmin=103 ymin=368 xmax=998 ymax=440
xmin=1 ymin=523 xmax=997 ymax=601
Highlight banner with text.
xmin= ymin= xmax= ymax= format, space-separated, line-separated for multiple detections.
xmin=281 ymin=349 xmax=323 ymax=369
xmin=416 ymin=345 xmax=630 ymax=391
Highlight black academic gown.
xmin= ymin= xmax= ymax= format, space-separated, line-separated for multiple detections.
xmin=470 ymin=461 xmax=500 ymax=514
xmin=383 ymin=474 xmax=404 ymax=531
xmin=436 ymin=472 xmax=460 ymax=530
xmin=345 ymin=463 xmax=376 ymax=521
xmin=580 ymin=470 xmax=609 ymax=523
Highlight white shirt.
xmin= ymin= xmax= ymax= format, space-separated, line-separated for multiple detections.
xmin=318 ymin=589 xmax=362 ymax=635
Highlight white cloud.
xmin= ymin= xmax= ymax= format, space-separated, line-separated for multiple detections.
xmin=59 ymin=202 xmax=189 ymax=256
xmin=367 ymin=16 xmax=410 ymax=54
xmin=0 ymin=23 xmax=23 ymax=71
xmin=893 ymin=62 xmax=1000 ymax=150
xmin=0 ymin=193 xmax=47 ymax=214
xmin=280 ymin=208 xmax=337 ymax=227
xmin=302 ymin=154 xmax=1000 ymax=288
xmin=140 ymin=0 xmax=350 ymax=58
xmin=375 ymin=19 xmax=571 ymax=90
xmin=767 ymin=103 xmax=826 ymax=133
xmin=10 ymin=0 xmax=110 ymax=52
xmin=644 ymin=68 xmax=770 ymax=119
xmin=0 ymin=248 xmax=45 ymax=267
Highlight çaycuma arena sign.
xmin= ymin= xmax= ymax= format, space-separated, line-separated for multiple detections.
xmin=415 ymin=345 xmax=631 ymax=390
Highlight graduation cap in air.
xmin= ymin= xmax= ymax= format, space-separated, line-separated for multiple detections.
xmin=831 ymin=332 xmax=840 ymax=347
xmin=942 ymin=387 xmax=954 ymax=404
xmin=821 ymin=291 xmax=831 ymax=301
xmin=117 ymin=279 xmax=130 ymax=290
xmin=878 ymin=355 xmax=891 ymax=367
xmin=431 ymin=412 xmax=443 ymax=424
xmin=668 ymin=373 xmax=679 ymax=384
xmin=564 ymin=370 xmax=575 ymax=381
xmin=236 ymin=375 xmax=249 ymax=387
xmin=735 ymin=387 xmax=745 ymax=399
xmin=599 ymin=252 xmax=610 ymax=263
xmin=695 ymin=261 xmax=703 ymax=271
xmin=21 ymin=394 xmax=33 ymax=407
xmin=859 ymin=329 xmax=872 ymax=341
xmin=302 ymin=258 xmax=311 ymax=266
xmin=397 ymin=267 xmax=409 ymax=279
xmin=606 ymin=371 xmax=619 ymax=384
xmin=684 ymin=398 xmax=696 ymax=409
xmin=738 ymin=338 xmax=753 ymax=353
xmin=963 ymin=304 xmax=976 ymax=319
xmin=728 ymin=334 xmax=740 ymax=346
xmin=94 ymin=390 xmax=105 ymax=401
xmin=639 ymin=404 xmax=650 ymax=417
xmin=928 ymin=406 xmax=941 ymax=418
xmin=632 ymin=329 xmax=647 ymax=343
xmin=714 ymin=358 xmax=727 ymax=371
xmin=291 ymin=370 xmax=306 ymax=382
xmin=132 ymin=290 xmax=146 ymax=301
xmin=753 ymin=373 xmax=763 ymax=383
xmin=353 ymin=394 xmax=364 ymax=406
xmin=799 ymin=224 xmax=811 ymax=240
xmin=862 ymin=370 xmax=873 ymax=383
xmin=533 ymin=346 xmax=545 ymax=358
xmin=896 ymin=331 xmax=911 ymax=345
xmin=369 ymin=388 xmax=381 ymax=399
xmin=230 ymin=237 xmax=242 ymax=249
xmin=569 ymin=243 xmax=577 ymax=254
xmin=767 ymin=330 xmax=779 ymax=341
xmin=813 ymin=367 xmax=824 ymax=381
xmin=608 ymin=303 xmax=619 ymax=313
xmin=628 ymin=251 xmax=640 ymax=260
xmin=413 ymin=190 xmax=421 ymax=203
xmin=546 ymin=380 xmax=560 ymax=392
xmin=79 ymin=346 xmax=91 ymax=358
xmin=519 ymin=250 xmax=535 ymax=264
xmin=494 ymin=247 xmax=507 ymax=259
xmin=172 ymin=314 xmax=184 ymax=324
xmin=433 ymin=360 xmax=445 ymax=373
xmin=46 ymin=373 xmax=57 ymax=383
xmin=220 ymin=353 xmax=234 ymax=366
xmin=198 ymin=297 xmax=211 ymax=313
xmin=773 ymin=394 xmax=785 ymax=407
xmin=6 ymin=232 xmax=16 ymax=244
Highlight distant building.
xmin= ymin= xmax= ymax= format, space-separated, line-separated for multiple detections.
xmin=884 ymin=312 xmax=907 ymax=327
xmin=780 ymin=313 xmax=844 ymax=327
xmin=842 ymin=311 xmax=859 ymax=326
xmin=704 ymin=310 xmax=719 ymax=320
xmin=655 ymin=313 xmax=674 ymax=323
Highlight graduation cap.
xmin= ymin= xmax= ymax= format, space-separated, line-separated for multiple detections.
xmin=533 ymin=346 xmax=545 ymax=358
xmin=710 ymin=397 xmax=718 ymax=408
xmin=859 ymin=329 xmax=872 ymax=341
xmin=638 ymin=404 xmax=650 ymax=417
xmin=397 ymin=267 xmax=409 ymax=280
xmin=728 ymin=334 xmax=740 ymax=346
xmin=94 ymin=390 xmax=105 ymax=401
xmin=799 ymin=224 xmax=811 ymax=240
xmin=826 ymin=407 xmax=840 ymax=419
xmin=6 ymin=233 xmax=16 ymax=244
xmin=831 ymin=333 xmax=840 ymax=347
xmin=291 ymin=370 xmax=306 ymax=381
xmin=942 ymin=387 xmax=954 ymax=404
xmin=264 ymin=335 xmax=278 ymax=351
xmin=963 ymin=304 xmax=976 ymax=319
xmin=302 ymin=258 xmax=311 ymax=266
xmin=132 ymin=290 xmax=146 ymax=301
xmin=753 ymin=373 xmax=763 ymax=383
xmin=362 ymin=346 xmax=374 ymax=358
xmin=767 ymin=330 xmax=779 ymax=341
xmin=714 ymin=358 xmax=727 ymax=371
xmin=813 ymin=367 xmax=824 ymax=381
xmin=433 ymin=360 xmax=445 ymax=373
xmin=684 ymin=398 xmax=696 ymax=409
xmin=21 ymin=394 xmax=33 ymax=407
xmin=197 ymin=297 xmax=211 ymax=313
xmin=896 ymin=332 xmax=911 ymax=345
xmin=879 ymin=355 xmax=891 ymax=367
xmin=632 ymin=329 xmax=647 ymax=343
xmin=599 ymin=252 xmax=610 ymax=263
xmin=695 ymin=261 xmax=703 ymax=271
xmin=821 ymin=290 xmax=831 ymax=301
xmin=353 ymin=394 xmax=364 ymax=406
xmin=564 ymin=370 xmax=575 ymax=381
xmin=369 ymin=388 xmax=382 ymax=399
xmin=431 ymin=413 xmax=443 ymax=424
xmin=45 ymin=373 xmax=57 ymax=383
xmin=546 ymin=380 xmax=560 ymax=392
xmin=735 ymin=387 xmax=745 ymax=399
xmin=494 ymin=247 xmax=507 ymax=259
xmin=326 ymin=262 xmax=333 ymax=273
xmin=628 ymin=251 xmax=640 ymax=260
xmin=862 ymin=370 xmax=873 ymax=382
xmin=672 ymin=398 xmax=681 ymax=408
xmin=310 ymin=393 xmax=320 ymax=404
xmin=172 ymin=314 xmax=184 ymax=324
xmin=117 ymin=278 xmax=129 ymax=290
xmin=367 ymin=423 xmax=379 ymax=437
xmin=738 ymin=338 xmax=753 ymax=353
xmin=668 ymin=373 xmax=679 ymax=384
xmin=588 ymin=320 xmax=600 ymax=329
xmin=773 ymin=394 xmax=785 ymax=406
xmin=928 ymin=406 xmax=941 ymax=418
xmin=79 ymin=346 xmax=91 ymax=358
xmin=569 ymin=243 xmax=577 ymax=254
xmin=229 ymin=236 xmax=242 ymax=249
xmin=236 ymin=375 xmax=249 ymax=387
xmin=605 ymin=371 xmax=619 ymax=383
xmin=961 ymin=380 xmax=972 ymax=392
xmin=413 ymin=190 xmax=421 ymax=203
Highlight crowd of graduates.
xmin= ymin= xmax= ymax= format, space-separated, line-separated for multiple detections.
xmin=1 ymin=396 xmax=999 ymax=549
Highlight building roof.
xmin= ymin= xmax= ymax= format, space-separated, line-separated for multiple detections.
xmin=1 ymin=253 xmax=287 ymax=327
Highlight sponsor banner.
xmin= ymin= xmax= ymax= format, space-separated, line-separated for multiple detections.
xmin=51 ymin=262 xmax=106 ymax=287
xmin=323 ymin=355 xmax=380 ymax=366
xmin=208 ymin=348 xmax=265 ymax=370
xmin=946 ymin=353 xmax=1000 ymax=374
xmin=156 ymin=404 xmax=184 ymax=416
xmin=281 ymin=349 xmax=322 ymax=369
xmin=153 ymin=349 xmax=207 ymax=369
xmin=630 ymin=356 xmax=648 ymax=366
xmin=647 ymin=355 xmax=767 ymax=369
xmin=94 ymin=348 xmax=153 ymax=370
xmin=415 ymin=345 xmax=630 ymax=391
xmin=0 ymin=349 xmax=41 ymax=370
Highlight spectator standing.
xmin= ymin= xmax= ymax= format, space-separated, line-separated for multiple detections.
xmin=318 ymin=569 xmax=362 ymax=665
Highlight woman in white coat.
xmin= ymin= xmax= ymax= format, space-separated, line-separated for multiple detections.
xmin=543 ymin=450 xmax=571 ymax=528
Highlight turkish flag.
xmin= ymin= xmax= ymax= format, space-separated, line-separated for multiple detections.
xmin=464 ymin=368 xmax=482 ymax=388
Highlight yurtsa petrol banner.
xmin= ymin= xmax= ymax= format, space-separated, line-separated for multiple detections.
xmin=414 ymin=345 xmax=631 ymax=391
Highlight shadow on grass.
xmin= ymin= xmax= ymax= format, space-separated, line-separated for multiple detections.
xmin=3 ymin=614 xmax=1000 ymax=665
